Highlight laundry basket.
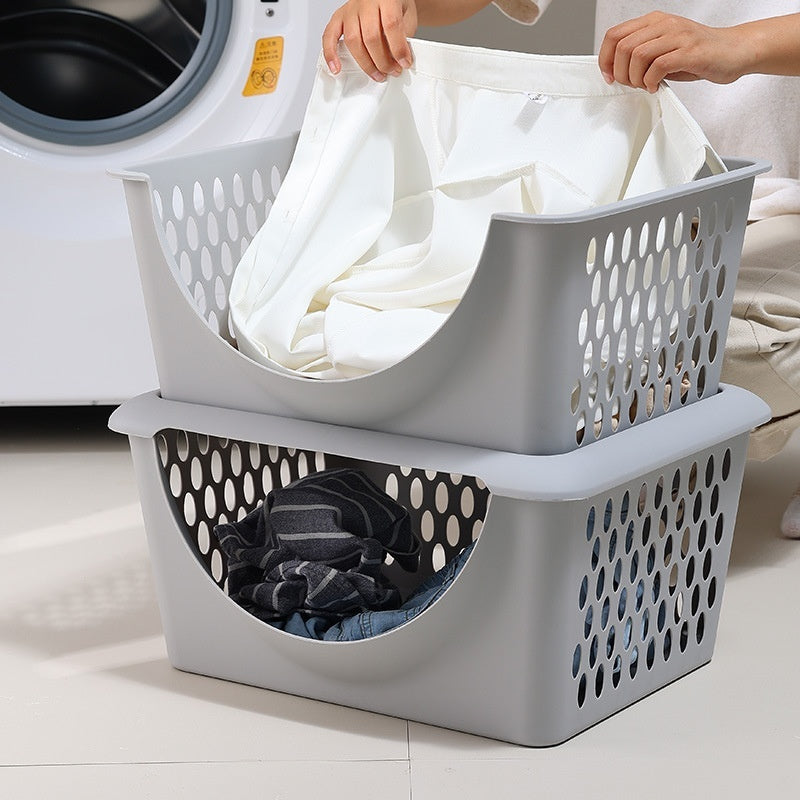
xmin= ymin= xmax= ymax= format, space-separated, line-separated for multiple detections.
xmin=114 ymin=135 xmax=769 ymax=454
xmin=110 ymin=384 xmax=768 ymax=746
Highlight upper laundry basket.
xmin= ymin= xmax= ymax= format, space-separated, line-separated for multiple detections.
xmin=116 ymin=134 xmax=768 ymax=455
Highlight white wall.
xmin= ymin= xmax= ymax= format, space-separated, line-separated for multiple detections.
xmin=417 ymin=0 xmax=597 ymax=55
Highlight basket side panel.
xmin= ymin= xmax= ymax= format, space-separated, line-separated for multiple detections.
xmin=538 ymin=175 xmax=754 ymax=453
xmin=527 ymin=432 xmax=750 ymax=744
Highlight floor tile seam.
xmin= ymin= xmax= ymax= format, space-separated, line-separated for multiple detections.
xmin=0 ymin=758 xmax=413 ymax=769
xmin=406 ymin=754 xmax=565 ymax=762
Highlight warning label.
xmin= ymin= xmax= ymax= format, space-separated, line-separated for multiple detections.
xmin=243 ymin=37 xmax=284 ymax=96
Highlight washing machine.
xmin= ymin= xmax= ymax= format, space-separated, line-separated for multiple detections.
xmin=0 ymin=0 xmax=339 ymax=404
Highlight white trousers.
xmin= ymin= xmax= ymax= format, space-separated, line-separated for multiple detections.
xmin=230 ymin=38 xmax=721 ymax=379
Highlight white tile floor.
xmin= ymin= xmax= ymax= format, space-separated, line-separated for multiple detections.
xmin=1 ymin=406 xmax=798 ymax=799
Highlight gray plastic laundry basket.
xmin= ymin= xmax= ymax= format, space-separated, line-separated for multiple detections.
xmin=114 ymin=136 xmax=769 ymax=454
xmin=110 ymin=384 xmax=768 ymax=746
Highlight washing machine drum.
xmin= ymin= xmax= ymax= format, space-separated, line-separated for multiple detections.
xmin=0 ymin=0 xmax=232 ymax=145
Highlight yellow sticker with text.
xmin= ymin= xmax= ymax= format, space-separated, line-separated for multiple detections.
xmin=243 ymin=37 xmax=284 ymax=96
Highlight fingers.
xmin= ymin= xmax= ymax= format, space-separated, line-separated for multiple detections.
xmin=628 ymin=38 xmax=681 ymax=91
xmin=322 ymin=11 xmax=344 ymax=74
xmin=361 ymin=2 xmax=402 ymax=77
xmin=323 ymin=0 xmax=413 ymax=81
xmin=599 ymin=12 xmax=681 ymax=92
xmin=342 ymin=13 xmax=384 ymax=81
xmin=380 ymin=4 xmax=413 ymax=69
xmin=641 ymin=52 xmax=691 ymax=92
xmin=612 ymin=29 xmax=665 ymax=90
xmin=598 ymin=16 xmax=654 ymax=83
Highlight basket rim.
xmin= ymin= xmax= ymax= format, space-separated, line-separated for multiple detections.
xmin=110 ymin=385 xmax=768 ymax=502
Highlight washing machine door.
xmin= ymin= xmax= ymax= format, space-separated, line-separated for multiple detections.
xmin=0 ymin=0 xmax=231 ymax=145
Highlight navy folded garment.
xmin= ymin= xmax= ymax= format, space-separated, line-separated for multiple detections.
xmin=214 ymin=468 xmax=421 ymax=623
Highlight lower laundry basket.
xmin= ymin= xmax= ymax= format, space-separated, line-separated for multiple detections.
xmin=110 ymin=385 xmax=768 ymax=746
xmin=115 ymin=135 xmax=769 ymax=454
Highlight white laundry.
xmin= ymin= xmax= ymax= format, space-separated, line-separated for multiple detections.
xmin=229 ymin=38 xmax=723 ymax=380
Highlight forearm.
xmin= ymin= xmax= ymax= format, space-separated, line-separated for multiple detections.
xmin=736 ymin=14 xmax=800 ymax=77
xmin=415 ymin=0 xmax=495 ymax=27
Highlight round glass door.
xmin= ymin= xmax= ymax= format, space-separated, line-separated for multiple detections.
xmin=0 ymin=0 xmax=232 ymax=145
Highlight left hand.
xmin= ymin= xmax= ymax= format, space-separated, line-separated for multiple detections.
xmin=323 ymin=0 xmax=418 ymax=81
xmin=598 ymin=11 xmax=750 ymax=92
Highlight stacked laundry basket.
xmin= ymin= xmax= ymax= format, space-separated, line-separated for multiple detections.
xmin=110 ymin=132 xmax=770 ymax=746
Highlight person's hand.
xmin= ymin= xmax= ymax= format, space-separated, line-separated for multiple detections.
xmin=598 ymin=11 xmax=750 ymax=92
xmin=323 ymin=0 xmax=418 ymax=82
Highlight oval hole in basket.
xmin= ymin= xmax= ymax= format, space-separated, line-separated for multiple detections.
xmin=604 ymin=231 xmax=615 ymax=268
xmin=591 ymin=270 xmax=602 ymax=307
xmin=655 ymin=216 xmax=667 ymax=251
xmin=578 ymin=308 xmax=589 ymax=345
xmin=647 ymin=286 xmax=659 ymax=322
xmin=252 ymin=169 xmax=265 ymax=203
xmin=664 ymin=281 xmax=675 ymax=315
xmin=672 ymin=212 xmax=684 ymax=248
xmin=232 ymin=173 xmax=245 ymax=207
xmin=724 ymin=198 xmax=735 ymax=232
xmin=226 ymin=207 xmax=239 ymax=241
xmin=595 ymin=303 xmax=606 ymax=338
xmin=677 ymin=243 xmax=689 ymax=280
xmin=629 ymin=291 xmax=641 ymax=327
xmin=609 ymin=264 xmax=620 ymax=300
xmin=171 ymin=185 xmax=184 ymax=220
xmin=207 ymin=212 xmax=220 ymax=246
xmin=268 ymin=165 xmax=283 ymax=197
xmin=706 ymin=202 xmax=718 ymax=235
xmin=178 ymin=251 xmax=192 ymax=286
xmin=716 ymin=264 xmax=727 ymax=298
xmin=619 ymin=226 xmax=632 ymax=261
xmin=638 ymin=221 xmax=650 ymax=257
xmin=612 ymin=297 xmax=624 ymax=333
xmin=213 ymin=177 xmax=225 ymax=211
xmin=586 ymin=237 xmax=597 ymax=274
xmin=694 ymin=239 xmax=705 ymax=272
xmin=193 ymin=181 xmax=205 ymax=215
xmin=712 ymin=234 xmax=723 ymax=267
xmin=660 ymin=249 xmax=671 ymax=284
xmin=626 ymin=260 xmax=637 ymax=294
xmin=681 ymin=275 xmax=692 ymax=311
xmin=642 ymin=253 xmax=654 ymax=289
xmin=570 ymin=381 xmax=581 ymax=414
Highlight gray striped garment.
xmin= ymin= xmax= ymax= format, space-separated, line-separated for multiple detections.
xmin=214 ymin=468 xmax=421 ymax=622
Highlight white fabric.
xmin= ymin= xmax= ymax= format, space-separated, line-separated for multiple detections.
xmin=499 ymin=0 xmax=800 ymax=220
xmin=230 ymin=38 xmax=721 ymax=379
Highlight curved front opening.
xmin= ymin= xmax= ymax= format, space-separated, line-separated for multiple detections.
xmin=153 ymin=426 xmax=491 ymax=642
xmin=0 ymin=0 xmax=231 ymax=145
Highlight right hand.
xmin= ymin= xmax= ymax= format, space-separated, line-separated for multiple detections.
xmin=597 ymin=11 xmax=750 ymax=92
xmin=323 ymin=0 xmax=418 ymax=82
